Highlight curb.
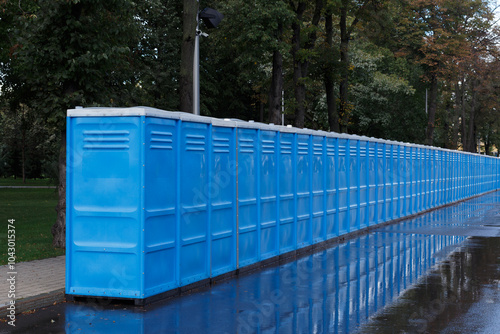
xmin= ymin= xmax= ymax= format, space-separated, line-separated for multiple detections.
xmin=0 ymin=289 xmax=65 ymax=317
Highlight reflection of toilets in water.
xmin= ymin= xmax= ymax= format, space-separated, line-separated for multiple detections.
xmin=65 ymin=230 xmax=467 ymax=333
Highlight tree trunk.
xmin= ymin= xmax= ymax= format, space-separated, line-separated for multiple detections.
xmin=339 ymin=1 xmax=350 ymax=133
xmin=458 ymin=78 xmax=468 ymax=150
xmin=442 ymin=94 xmax=454 ymax=149
xmin=425 ymin=73 xmax=438 ymax=146
xmin=325 ymin=71 xmax=338 ymax=133
xmin=467 ymin=80 xmax=477 ymax=153
xmin=442 ymin=115 xmax=450 ymax=149
xmin=324 ymin=11 xmax=339 ymax=132
xmin=268 ymin=24 xmax=283 ymax=125
xmin=450 ymin=81 xmax=462 ymax=149
xmin=484 ymin=132 xmax=491 ymax=155
xmin=293 ymin=67 xmax=307 ymax=128
xmin=259 ymin=100 xmax=264 ymax=123
xmin=22 ymin=128 xmax=26 ymax=184
xmin=291 ymin=0 xmax=323 ymax=129
xmin=291 ymin=5 xmax=305 ymax=128
xmin=52 ymin=129 xmax=66 ymax=248
xmin=179 ymin=0 xmax=199 ymax=113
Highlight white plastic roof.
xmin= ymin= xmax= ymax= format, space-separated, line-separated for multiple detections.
xmin=67 ymin=106 xmax=497 ymax=159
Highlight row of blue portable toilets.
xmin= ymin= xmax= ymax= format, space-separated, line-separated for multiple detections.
xmin=65 ymin=107 xmax=500 ymax=302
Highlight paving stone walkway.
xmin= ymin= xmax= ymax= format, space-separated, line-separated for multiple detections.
xmin=0 ymin=256 xmax=65 ymax=316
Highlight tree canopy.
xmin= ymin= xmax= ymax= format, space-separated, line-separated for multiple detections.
xmin=1 ymin=0 xmax=500 ymax=248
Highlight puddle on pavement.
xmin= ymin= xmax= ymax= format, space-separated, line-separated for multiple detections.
xmin=356 ymin=237 xmax=500 ymax=334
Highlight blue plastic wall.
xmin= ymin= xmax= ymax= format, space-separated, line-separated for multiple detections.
xmin=66 ymin=108 xmax=500 ymax=300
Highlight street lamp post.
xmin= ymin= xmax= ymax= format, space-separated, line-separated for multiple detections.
xmin=193 ymin=7 xmax=223 ymax=115
xmin=193 ymin=14 xmax=201 ymax=116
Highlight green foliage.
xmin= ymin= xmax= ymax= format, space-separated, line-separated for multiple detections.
xmin=347 ymin=41 xmax=426 ymax=141
xmin=197 ymin=0 xmax=293 ymax=120
xmin=0 ymin=104 xmax=59 ymax=179
xmin=129 ymin=0 xmax=182 ymax=110
xmin=9 ymin=0 xmax=139 ymax=128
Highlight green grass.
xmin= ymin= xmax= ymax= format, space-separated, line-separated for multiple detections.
xmin=0 ymin=188 xmax=65 ymax=265
xmin=0 ymin=177 xmax=57 ymax=187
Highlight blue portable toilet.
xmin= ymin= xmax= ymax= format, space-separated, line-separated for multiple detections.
xmin=65 ymin=106 xmax=500 ymax=304
xmin=66 ymin=107 xmax=239 ymax=302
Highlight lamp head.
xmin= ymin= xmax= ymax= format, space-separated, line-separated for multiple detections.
xmin=199 ymin=7 xmax=224 ymax=29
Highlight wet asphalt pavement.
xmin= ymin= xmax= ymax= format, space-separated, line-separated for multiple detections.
xmin=356 ymin=237 xmax=500 ymax=334
xmin=3 ymin=192 xmax=500 ymax=334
